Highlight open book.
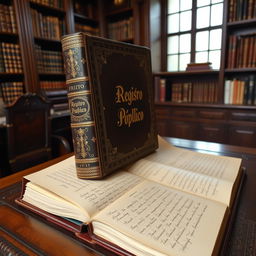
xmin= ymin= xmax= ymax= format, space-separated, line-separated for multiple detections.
xmin=16 ymin=137 xmax=243 ymax=256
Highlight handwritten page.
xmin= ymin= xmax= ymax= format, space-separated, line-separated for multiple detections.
xmin=144 ymin=137 xmax=241 ymax=182
xmin=127 ymin=159 xmax=233 ymax=205
xmin=93 ymin=181 xmax=227 ymax=256
xmin=24 ymin=156 xmax=142 ymax=218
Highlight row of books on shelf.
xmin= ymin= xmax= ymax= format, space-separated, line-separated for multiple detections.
xmin=224 ymin=76 xmax=256 ymax=105
xmin=227 ymin=33 xmax=256 ymax=69
xmin=35 ymin=45 xmax=64 ymax=73
xmin=40 ymin=80 xmax=65 ymax=90
xmin=228 ymin=0 xmax=256 ymax=22
xmin=107 ymin=17 xmax=134 ymax=41
xmin=0 ymin=42 xmax=23 ymax=73
xmin=0 ymin=82 xmax=24 ymax=105
xmin=155 ymin=78 xmax=218 ymax=104
xmin=31 ymin=8 xmax=65 ymax=40
xmin=75 ymin=24 xmax=99 ymax=36
xmin=0 ymin=4 xmax=17 ymax=33
xmin=30 ymin=0 xmax=64 ymax=9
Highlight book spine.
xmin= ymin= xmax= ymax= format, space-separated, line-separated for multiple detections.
xmin=61 ymin=33 xmax=101 ymax=179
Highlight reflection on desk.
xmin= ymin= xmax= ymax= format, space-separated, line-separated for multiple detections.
xmin=0 ymin=116 xmax=6 ymax=126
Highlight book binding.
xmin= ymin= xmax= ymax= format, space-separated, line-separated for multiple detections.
xmin=62 ymin=33 xmax=101 ymax=179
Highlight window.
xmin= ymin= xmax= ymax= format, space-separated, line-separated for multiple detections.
xmin=167 ymin=0 xmax=223 ymax=71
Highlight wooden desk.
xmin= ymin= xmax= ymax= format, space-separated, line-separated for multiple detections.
xmin=1 ymin=138 xmax=256 ymax=256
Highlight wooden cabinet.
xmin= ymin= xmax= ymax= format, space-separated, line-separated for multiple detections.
xmin=155 ymin=103 xmax=256 ymax=147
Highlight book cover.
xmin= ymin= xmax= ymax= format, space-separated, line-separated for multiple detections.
xmin=61 ymin=33 xmax=158 ymax=179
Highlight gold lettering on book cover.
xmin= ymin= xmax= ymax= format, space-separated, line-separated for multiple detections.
xmin=115 ymin=85 xmax=144 ymax=127
xmin=63 ymin=48 xmax=80 ymax=78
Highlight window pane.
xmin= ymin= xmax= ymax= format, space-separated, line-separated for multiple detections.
xmin=209 ymin=50 xmax=221 ymax=69
xmin=180 ymin=11 xmax=192 ymax=31
xmin=211 ymin=0 xmax=223 ymax=4
xmin=197 ymin=6 xmax=210 ymax=28
xmin=196 ymin=51 xmax=208 ymax=62
xmin=168 ymin=36 xmax=179 ymax=54
xmin=196 ymin=31 xmax=209 ymax=51
xmin=180 ymin=33 xmax=191 ymax=53
xmin=168 ymin=0 xmax=179 ymax=14
xmin=211 ymin=3 xmax=223 ymax=26
xmin=210 ymin=29 xmax=222 ymax=50
xmin=179 ymin=53 xmax=190 ymax=70
xmin=180 ymin=0 xmax=192 ymax=11
xmin=197 ymin=0 xmax=210 ymax=7
xmin=168 ymin=55 xmax=179 ymax=71
xmin=168 ymin=13 xmax=179 ymax=33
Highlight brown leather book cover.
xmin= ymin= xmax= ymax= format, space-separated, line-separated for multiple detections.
xmin=61 ymin=33 xmax=158 ymax=179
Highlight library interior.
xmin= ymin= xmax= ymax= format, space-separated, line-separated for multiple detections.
xmin=0 ymin=0 xmax=256 ymax=256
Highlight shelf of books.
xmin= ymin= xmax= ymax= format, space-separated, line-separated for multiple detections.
xmin=228 ymin=0 xmax=256 ymax=23
xmin=104 ymin=0 xmax=134 ymax=43
xmin=224 ymin=0 xmax=256 ymax=107
xmin=0 ymin=1 xmax=24 ymax=106
xmin=154 ymin=71 xmax=219 ymax=104
xmin=73 ymin=0 xmax=99 ymax=35
xmin=29 ymin=0 xmax=67 ymax=109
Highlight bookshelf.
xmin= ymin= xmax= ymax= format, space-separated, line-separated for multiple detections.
xmin=0 ymin=0 xmax=24 ymax=105
xmin=76 ymin=1 xmax=99 ymax=35
xmin=101 ymin=0 xmax=150 ymax=46
xmin=154 ymin=0 xmax=256 ymax=147
xmin=0 ymin=0 xmax=149 ymax=108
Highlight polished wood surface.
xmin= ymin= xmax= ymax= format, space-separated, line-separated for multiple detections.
xmin=1 ymin=138 xmax=256 ymax=256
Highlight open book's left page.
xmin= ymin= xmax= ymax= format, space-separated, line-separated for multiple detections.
xmin=22 ymin=156 xmax=142 ymax=222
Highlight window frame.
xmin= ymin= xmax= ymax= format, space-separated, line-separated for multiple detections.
xmin=163 ymin=0 xmax=224 ymax=72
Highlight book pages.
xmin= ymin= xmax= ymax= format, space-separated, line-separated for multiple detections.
xmin=145 ymin=137 xmax=241 ymax=182
xmin=93 ymin=180 xmax=227 ymax=256
xmin=24 ymin=157 xmax=142 ymax=218
xmin=128 ymin=159 xmax=233 ymax=206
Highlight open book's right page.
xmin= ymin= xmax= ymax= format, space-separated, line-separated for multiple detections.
xmin=127 ymin=137 xmax=242 ymax=206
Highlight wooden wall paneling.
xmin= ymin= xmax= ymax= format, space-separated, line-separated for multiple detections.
xmin=133 ymin=0 xmax=150 ymax=46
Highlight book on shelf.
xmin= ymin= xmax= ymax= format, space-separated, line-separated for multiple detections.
xmin=227 ymin=34 xmax=256 ymax=69
xmin=1 ymin=42 xmax=23 ymax=73
xmin=154 ymin=78 xmax=218 ymax=104
xmin=61 ymin=33 xmax=158 ymax=179
xmin=0 ymin=82 xmax=24 ymax=105
xmin=16 ymin=137 xmax=244 ymax=256
xmin=228 ymin=0 xmax=256 ymax=21
xmin=0 ymin=3 xmax=17 ymax=33
xmin=186 ymin=62 xmax=212 ymax=71
xmin=224 ymin=75 xmax=256 ymax=105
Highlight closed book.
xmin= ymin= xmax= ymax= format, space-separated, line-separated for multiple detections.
xmin=61 ymin=33 xmax=158 ymax=179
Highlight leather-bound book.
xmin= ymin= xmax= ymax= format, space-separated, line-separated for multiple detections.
xmin=61 ymin=33 xmax=158 ymax=179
